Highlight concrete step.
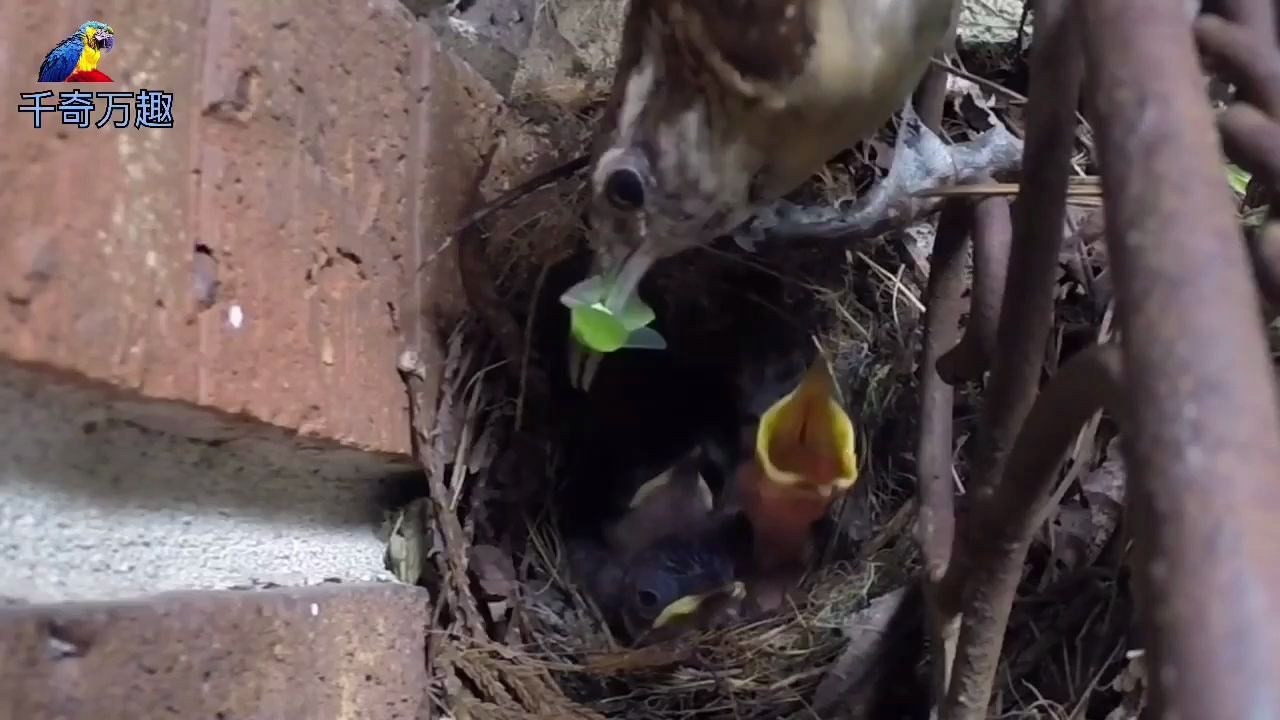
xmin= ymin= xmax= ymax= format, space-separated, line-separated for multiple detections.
xmin=0 ymin=584 xmax=431 ymax=720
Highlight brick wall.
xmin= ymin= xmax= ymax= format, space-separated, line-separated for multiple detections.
xmin=0 ymin=0 xmax=502 ymax=458
xmin=0 ymin=3 xmax=528 ymax=714
xmin=0 ymin=585 xmax=433 ymax=719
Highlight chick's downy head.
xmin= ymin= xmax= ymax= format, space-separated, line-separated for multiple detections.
xmin=621 ymin=533 xmax=744 ymax=640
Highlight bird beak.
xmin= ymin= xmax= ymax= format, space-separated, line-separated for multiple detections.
xmin=567 ymin=241 xmax=661 ymax=391
xmin=97 ymin=31 xmax=115 ymax=52
xmin=651 ymin=581 xmax=746 ymax=629
xmin=628 ymin=468 xmax=713 ymax=512
xmin=754 ymin=355 xmax=858 ymax=492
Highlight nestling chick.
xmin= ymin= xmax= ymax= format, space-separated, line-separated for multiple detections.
xmin=617 ymin=526 xmax=747 ymax=642
xmin=575 ymin=0 xmax=959 ymax=340
xmin=604 ymin=448 xmax=715 ymax=555
xmin=734 ymin=352 xmax=858 ymax=609
xmin=571 ymin=447 xmax=750 ymax=643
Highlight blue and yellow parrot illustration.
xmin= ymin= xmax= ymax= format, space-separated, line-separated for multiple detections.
xmin=38 ymin=21 xmax=115 ymax=83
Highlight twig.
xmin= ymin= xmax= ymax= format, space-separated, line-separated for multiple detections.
xmin=937 ymin=0 xmax=1083 ymax=609
xmin=915 ymin=205 xmax=969 ymax=545
xmin=929 ymin=56 xmax=1028 ymax=106
xmin=935 ymin=0 xmax=1085 ymax=716
xmin=936 ymin=196 xmax=1013 ymax=383
xmin=398 ymin=350 xmax=489 ymax=640
xmin=451 ymin=154 xmax=590 ymax=235
xmin=914 ymin=180 xmax=1102 ymax=199
xmin=516 ymin=264 xmax=551 ymax=431
xmin=915 ymin=200 xmax=971 ymax=702
xmin=1217 ymin=104 xmax=1280 ymax=186
xmin=943 ymin=344 xmax=1123 ymax=720
xmin=1198 ymin=0 xmax=1280 ymax=113
xmin=916 ymin=32 xmax=957 ymax=135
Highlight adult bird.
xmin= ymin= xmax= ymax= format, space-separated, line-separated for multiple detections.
xmin=734 ymin=352 xmax=858 ymax=610
xmin=38 ymin=21 xmax=116 ymax=83
xmin=567 ymin=0 xmax=959 ymax=386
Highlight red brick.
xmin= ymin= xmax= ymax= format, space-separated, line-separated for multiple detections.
xmin=0 ymin=584 xmax=431 ymax=720
xmin=0 ymin=0 xmax=505 ymax=456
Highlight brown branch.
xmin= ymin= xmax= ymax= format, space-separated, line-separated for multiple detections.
xmin=1194 ymin=9 xmax=1280 ymax=314
xmin=941 ymin=343 xmax=1123 ymax=719
xmin=915 ymin=200 xmax=970 ymax=703
xmin=1198 ymin=0 xmax=1280 ymax=112
xmin=910 ymin=0 xmax=1084 ymax=715
xmin=1218 ymin=104 xmax=1280 ymax=185
xmin=916 ymin=201 xmax=969 ymax=584
xmin=1083 ymin=0 xmax=1280 ymax=716
xmin=936 ymin=197 xmax=1013 ymax=383
xmin=913 ymin=0 xmax=959 ymax=135
xmin=914 ymin=54 xmax=952 ymax=135
xmin=1253 ymin=221 xmax=1280 ymax=307
xmin=935 ymin=0 xmax=1083 ymax=618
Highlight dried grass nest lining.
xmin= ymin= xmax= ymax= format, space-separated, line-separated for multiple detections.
xmin=513 ymin=508 xmax=921 ymax=718
xmin=413 ymin=258 xmax=933 ymax=719
xmin=432 ymin=379 xmax=926 ymax=720
xmin=430 ymin=179 xmax=937 ymax=717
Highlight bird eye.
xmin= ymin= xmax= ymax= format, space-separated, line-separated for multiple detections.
xmin=604 ymin=167 xmax=645 ymax=211
xmin=630 ymin=568 xmax=677 ymax=615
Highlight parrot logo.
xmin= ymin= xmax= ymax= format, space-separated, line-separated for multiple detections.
xmin=38 ymin=21 xmax=116 ymax=83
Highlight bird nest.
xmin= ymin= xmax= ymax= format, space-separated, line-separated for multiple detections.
xmin=515 ymin=546 xmax=916 ymax=717
xmin=381 ymin=23 xmax=1133 ymax=718
xmin=390 ymin=138 xmax=946 ymax=716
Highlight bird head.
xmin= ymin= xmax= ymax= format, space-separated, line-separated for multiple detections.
xmin=589 ymin=445 xmax=753 ymax=642
xmin=737 ymin=352 xmax=857 ymax=571
xmin=80 ymin=21 xmax=115 ymax=53
xmin=621 ymin=532 xmax=747 ymax=641
xmin=564 ymin=0 xmax=818 ymax=385
xmin=603 ymin=446 xmax=714 ymax=556
xmin=567 ymin=0 xmax=960 ymax=388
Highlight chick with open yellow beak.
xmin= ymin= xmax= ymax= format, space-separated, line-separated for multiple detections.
xmin=734 ymin=354 xmax=858 ymax=608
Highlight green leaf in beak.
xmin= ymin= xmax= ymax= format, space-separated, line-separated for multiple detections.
xmin=563 ymin=273 xmax=666 ymax=353
xmin=617 ymin=294 xmax=656 ymax=330
xmin=621 ymin=326 xmax=667 ymax=350
xmin=570 ymin=304 xmax=630 ymax=352
xmin=1227 ymin=163 xmax=1251 ymax=198
xmin=561 ymin=275 xmax=608 ymax=308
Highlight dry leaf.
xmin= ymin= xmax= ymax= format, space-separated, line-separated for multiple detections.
xmin=1105 ymin=649 xmax=1148 ymax=720
xmin=385 ymin=498 xmax=433 ymax=585
xmin=1080 ymin=441 xmax=1126 ymax=565
xmin=469 ymin=544 xmax=519 ymax=618
xmin=1047 ymin=440 xmax=1126 ymax=574
xmin=813 ymin=586 xmax=910 ymax=713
